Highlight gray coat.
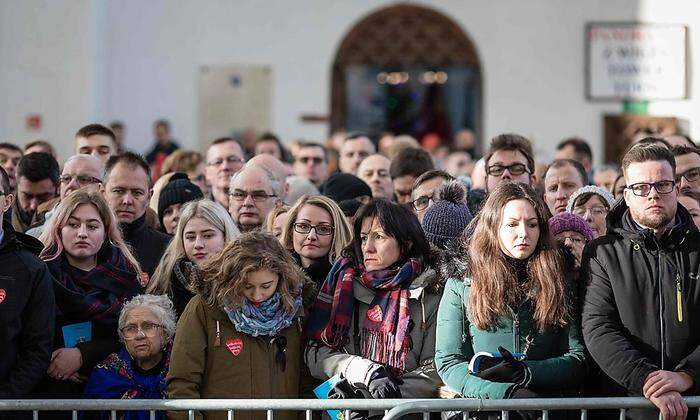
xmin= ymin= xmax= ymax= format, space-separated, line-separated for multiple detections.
xmin=305 ymin=268 xmax=442 ymax=398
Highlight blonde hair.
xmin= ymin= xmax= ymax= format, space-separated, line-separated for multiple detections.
xmin=161 ymin=150 xmax=204 ymax=175
xmin=265 ymin=205 xmax=290 ymax=235
xmin=195 ymin=232 xmax=305 ymax=313
xmin=280 ymin=195 xmax=352 ymax=263
xmin=39 ymin=190 xmax=141 ymax=274
xmin=148 ymin=199 xmax=239 ymax=295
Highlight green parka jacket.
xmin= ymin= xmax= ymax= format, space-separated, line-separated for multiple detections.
xmin=435 ymin=276 xmax=586 ymax=399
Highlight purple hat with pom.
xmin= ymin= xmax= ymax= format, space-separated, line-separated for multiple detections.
xmin=548 ymin=212 xmax=594 ymax=242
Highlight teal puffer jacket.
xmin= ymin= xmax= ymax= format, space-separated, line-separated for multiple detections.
xmin=435 ymin=277 xmax=586 ymax=399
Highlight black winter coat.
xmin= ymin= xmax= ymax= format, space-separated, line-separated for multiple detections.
xmin=582 ymin=200 xmax=700 ymax=398
xmin=121 ymin=214 xmax=171 ymax=278
xmin=0 ymin=222 xmax=55 ymax=398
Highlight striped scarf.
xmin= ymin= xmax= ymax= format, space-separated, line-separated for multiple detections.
xmin=305 ymin=257 xmax=421 ymax=372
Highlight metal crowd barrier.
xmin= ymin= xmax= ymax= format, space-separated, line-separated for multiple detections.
xmin=1 ymin=397 xmax=700 ymax=419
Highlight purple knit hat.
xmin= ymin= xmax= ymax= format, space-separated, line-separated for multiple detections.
xmin=548 ymin=212 xmax=594 ymax=242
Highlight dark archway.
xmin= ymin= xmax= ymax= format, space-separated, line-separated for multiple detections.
xmin=330 ymin=4 xmax=482 ymax=149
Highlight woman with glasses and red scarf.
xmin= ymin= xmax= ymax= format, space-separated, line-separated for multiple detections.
xmin=304 ymin=199 xmax=443 ymax=411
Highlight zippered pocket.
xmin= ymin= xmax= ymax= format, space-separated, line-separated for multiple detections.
xmin=676 ymin=273 xmax=684 ymax=323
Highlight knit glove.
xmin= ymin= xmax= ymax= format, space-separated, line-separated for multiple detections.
xmin=367 ymin=367 xmax=402 ymax=398
xmin=476 ymin=346 xmax=530 ymax=386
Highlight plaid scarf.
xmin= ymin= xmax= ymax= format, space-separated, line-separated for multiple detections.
xmin=305 ymin=257 xmax=422 ymax=372
xmin=49 ymin=243 xmax=143 ymax=326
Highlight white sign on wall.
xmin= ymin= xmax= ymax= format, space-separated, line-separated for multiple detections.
xmin=586 ymin=23 xmax=687 ymax=100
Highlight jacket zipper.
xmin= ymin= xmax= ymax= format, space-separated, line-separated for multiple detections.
xmin=268 ymin=338 xmax=277 ymax=397
xmin=513 ymin=315 xmax=520 ymax=353
xmin=676 ymin=273 xmax=683 ymax=323
xmin=655 ymin=240 xmax=666 ymax=370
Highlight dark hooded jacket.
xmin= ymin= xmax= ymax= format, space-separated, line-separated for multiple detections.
xmin=0 ymin=222 xmax=55 ymax=398
xmin=120 ymin=213 xmax=171 ymax=278
xmin=582 ymin=199 xmax=700 ymax=399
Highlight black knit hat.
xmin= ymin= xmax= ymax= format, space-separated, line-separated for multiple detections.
xmin=320 ymin=172 xmax=372 ymax=204
xmin=421 ymin=180 xmax=473 ymax=249
xmin=158 ymin=172 xmax=203 ymax=227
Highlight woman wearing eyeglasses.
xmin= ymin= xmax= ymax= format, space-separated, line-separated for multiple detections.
xmin=36 ymin=191 xmax=143 ymax=401
xmin=305 ymin=199 xmax=442 ymax=407
xmin=567 ymin=185 xmax=617 ymax=239
xmin=280 ymin=195 xmax=352 ymax=288
xmin=83 ymin=294 xmax=176 ymax=420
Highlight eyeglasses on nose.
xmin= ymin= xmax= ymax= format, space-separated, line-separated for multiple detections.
xmin=293 ymin=222 xmax=334 ymax=236
xmin=229 ymin=190 xmax=277 ymax=202
xmin=486 ymin=163 xmax=529 ymax=176
xmin=207 ymin=155 xmax=243 ymax=167
xmin=60 ymin=174 xmax=102 ymax=185
xmin=626 ymin=180 xmax=675 ymax=197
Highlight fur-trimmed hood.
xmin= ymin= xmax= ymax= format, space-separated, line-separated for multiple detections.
xmin=432 ymin=243 xmax=470 ymax=288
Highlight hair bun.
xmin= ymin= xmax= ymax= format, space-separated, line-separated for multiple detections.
xmin=438 ymin=180 xmax=467 ymax=204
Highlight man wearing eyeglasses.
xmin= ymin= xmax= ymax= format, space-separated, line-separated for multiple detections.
xmin=582 ymin=143 xmax=700 ymax=420
xmin=228 ymin=165 xmax=280 ymax=232
xmin=483 ymin=134 xmax=535 ymax=194
xmin=672 ymin=145 xmax=700 ymax=195
xmin=294 ymin=143 xmax=329 ymax=188
xmin=205 ymin=137 xmax=246 ymax=209
xmin=26 ymin=155 xmax=104 ymax=238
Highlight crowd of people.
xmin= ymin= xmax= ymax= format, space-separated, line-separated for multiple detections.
xmin=0 ymin=121 xmax=699 ymax=420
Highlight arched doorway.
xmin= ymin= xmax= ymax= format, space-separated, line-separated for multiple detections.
xmin=330 ymin=4 xmax=482 ymax=150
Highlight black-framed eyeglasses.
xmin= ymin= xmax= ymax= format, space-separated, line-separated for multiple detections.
xmin=626 ymin=180 xmax=676 ymax=197
xmin=120 ymin=322 xmax=163 ymax=340
xmin=59 ymin=174 xmax=102 ymax=185
xmin=412 ymin=195 xmax=433 ymax=211
xmin=229 ymin=190 xmax=277 ymax=202
xmin=298 ymin=156 xmax=325 ymax=165
xmin=486 ymin=163 xmax=529 ymax=177
xmin=207 ymin=155 xmax=243 ymax=167
xmin=293 ymin=222 xmax=334 ymax=236
xmin=675 ymin=167 xmax=700 ymax=184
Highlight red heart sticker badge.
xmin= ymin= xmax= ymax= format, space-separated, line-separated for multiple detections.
xmin=0 ymin=289 xmax=5 ymax=304
xmin=226 ymin=338 xmax=243 ymax=356
xmin=367 ymin=305 xmax=383 ymax=322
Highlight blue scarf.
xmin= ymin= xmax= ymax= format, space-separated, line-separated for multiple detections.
xmin=225 ymin=292 xmax=301 ymax=337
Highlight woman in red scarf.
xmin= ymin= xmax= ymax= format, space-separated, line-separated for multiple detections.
xmin=305 ymin=199 xmax=442 ymax=403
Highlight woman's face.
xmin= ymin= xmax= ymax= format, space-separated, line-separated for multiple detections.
xmin=162 ymin=203 xmax=183 ymax=235
xmin=272 ymin=211 xmax=287 ymax=241
xmin=242 ymin=269 xmax=279 ymax=305
xmin=572 ymin=195 xmax=608 ymax=238
xmin=292 ymin=204 xmax=334 ymax=266
xmin=183 ymin=217 xmax=226 ymax=267
xmin=360 ymin=216 xmax=401 ymax=271
xmin=554 ymin=230 xmax=586 ymax=268
xmin=498 ymin=199 xmax=540 ymax=260
xmin=61 ymin=204 xmax=106 ymax=261
xmin=122 ymin=307 xmax=165 ymax=365
xmin=613 ymin=176 xmax=626 ymax=200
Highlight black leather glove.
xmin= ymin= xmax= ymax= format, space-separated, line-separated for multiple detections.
xmin=509 ymin=388 xmax=541 ymax=420
xmin=476 ymin=346 xmax=528 ymax=385
xmin=367 ymin=368 xmax=402 ymax=398
xmin=329 ymin=376 xmax=368 ymax=420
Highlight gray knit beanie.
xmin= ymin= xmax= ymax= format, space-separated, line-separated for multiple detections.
xmin=421 ymin=180 xmax=473 ymax=249
xmin=566 ymin=185 xmax=616 ymax=212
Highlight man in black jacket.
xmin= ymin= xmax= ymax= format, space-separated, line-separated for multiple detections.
xmin=0 ymin=165 xmax=55 ymax=398
xmin=583 ymin=142 xmax=700 ymax=419
xmin=102 ymin=152 xmax=170 ymax=281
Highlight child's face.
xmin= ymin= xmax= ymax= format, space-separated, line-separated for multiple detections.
xmin=242 ymin=269 xmax=279 ymax=305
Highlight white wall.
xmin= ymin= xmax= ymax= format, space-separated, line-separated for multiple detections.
xmin=0 ymin=0 xmax=101 ymax=160
xmin=2 ymin=0 xmax=700 ymax=166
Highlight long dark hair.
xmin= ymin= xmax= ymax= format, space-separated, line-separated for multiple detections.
xmin=467 ymin=182 xmax=569 ymax=331
xmin=343 ymin=199 xmax=431 ymax=268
